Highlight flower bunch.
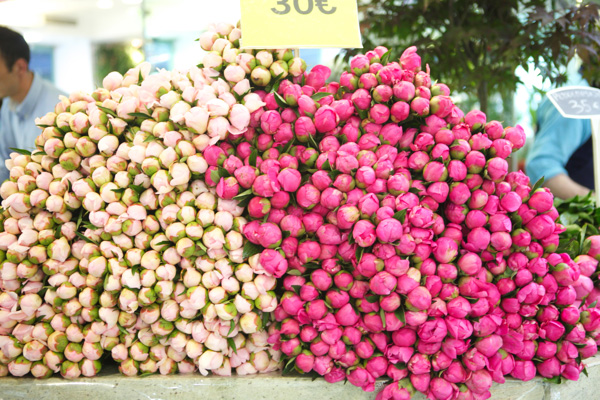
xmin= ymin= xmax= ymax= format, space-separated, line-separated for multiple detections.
xmin=237 ymin=46 xmax=599 ymax=399
xmin=0 ymin=19 xmax=598 ymax=400
xmin=0 ymin=21 xmax=288 ymax=379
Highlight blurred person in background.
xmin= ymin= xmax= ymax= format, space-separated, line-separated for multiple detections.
xmin=0 ymin=26 xmax=65 ymax=182
xmin=526 ymin=75 xmax=597 ymax=200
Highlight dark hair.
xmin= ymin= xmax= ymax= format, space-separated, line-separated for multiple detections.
xmin=0 ymin=26 xmax=30 ymax=69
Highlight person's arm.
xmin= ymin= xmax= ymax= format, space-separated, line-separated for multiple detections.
xmin=526 ymin=100 xmax=591 ymax=199
xmin=543 ymin=173 xmax=592 ymax=199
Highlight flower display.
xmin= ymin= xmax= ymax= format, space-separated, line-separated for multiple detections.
xmin=0 ymin=19 xmax=598 ymax=400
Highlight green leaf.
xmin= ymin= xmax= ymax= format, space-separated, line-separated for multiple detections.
xmin=347 ymin=234 xmax=355 ymax=245
xmin=321 ymin=159 xmax=332 ymax=171
xmin=75 ymin=231 xmax=97 ymax=244
xmin=130 ymin=184 xmax=146 ymax=194
xmin=82 ymin=222 xmax=97 ymax=231
xmin=210 ymin=169 xmax=221 ymax=184
xmin=304 ymin=262 xmax=320 ymax=270
xmin=366 ymin=295 xmax=379 ymax=303
xmin=218 ymin=167 xmax=230 ymax=178
xmin=380 ymin=49 xmax=392 ymax=65
xmin=75 ymin=210 xmax=87 ymax=231
xmin=310 ymin=92 xmax=331 ymax=101
xmin=308 ymin=133 xmax=319 ymax=150
xmin=357 ymin=108 xmax=369 ymax=120
xmin=249 ymin=149 xmax=258 ymax=167
xmin=9 ymin=148 xmax=31 ymax=156
xmin=143 ymin=135 xmax=156 ymax=143
xmin=287 ymin=269 xmax=302 ymax=276
xmin=261 ymin=311 xmax=270 ymax=330
xmin=281 ymin=138 xmax=295 ymax=155
xmin=236 ymin=196 xmax=252 ymax=208
xmin=380 ymin=308 xmax=386 ymax=329
xmin=583 ymin=367 xmax=589 ymax=378
xmin=97 ymin=105 xmax=117 ymax=117
xmin=227 ymin=337 xmax=238 ymax=354
xmin=128 ymin=112 xmax=153 ymax=120
xmin=282 ymin=356 xmax=297 ymax=375
xmin=242 ymin=241 xmax=263 ymax=259
xmin=328 ymin=170 xmax=343 ymax=181
xmin=266 ymin=72 xmax=285 ymax=93
xmin=273 ymin=73 xmax=286 ymax=93
xmin=139 ymin=372 xmax=156 ymax=378
xmin=233 ymin=189 xmax=253 ymax=201
xmin=355 ymin=246 xmax=365 ymax=262
xmin=103 ymin=271 xmax=110 ymax=289
xmin=393 ymin=210 xmax=407 ymax=223
xmin=291 ymin=285 xmax=302 ymax=296
xmin=111 ymin=187 xmax=127 ymax=194
xmin=544 ymin=376 xmax=562 ymax=384
xmin=274 ymin=92 xmax=289 ymax=108
xmin=531 ymin=176 xmax=544 ymax=193
xmin=155 ymin=241 xmax=172 ymax=246
xmin=566 ymin=240 xmax=580 ymax=259
xmin=228 ymin=321 xmax=236 ymax=336
xmin=579 ymin=224 xmax=588 ymax=253
xmin=512 ymin=214 xmax=523 ymax=230
xmin=395 ymin=307 xmax=406 ymax=325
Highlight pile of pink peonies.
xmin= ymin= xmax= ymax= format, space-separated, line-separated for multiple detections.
xmin=249 ymin=46 xmax=600 ymax=399
xmin=0 ymin=19 xmax=598 ymax=400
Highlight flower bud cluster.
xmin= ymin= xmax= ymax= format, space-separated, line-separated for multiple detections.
xmin=229 ymin=44 xmax=597 ymax=399
xmin=0 ymin=21 xmax=288 ymax=379
xmin=0 ymin=19 xmax=598 ymax=400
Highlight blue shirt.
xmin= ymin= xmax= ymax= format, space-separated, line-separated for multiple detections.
xmin=0 ymin=73 xmax=65 ymax=182
xmin=525 ymin=97 xmax=591 ymax=186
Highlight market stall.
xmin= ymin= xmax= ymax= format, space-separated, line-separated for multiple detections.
xmin=2 ymin=1 xmax=600 ymax=400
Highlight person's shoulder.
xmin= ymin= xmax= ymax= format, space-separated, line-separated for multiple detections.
xmin=39 ymin=78 xmax=66 ymax=98
xmin=36 ymin=77 xmax=66 ymax=111
xmin=0 ymin=96 xmax=11 ymax=118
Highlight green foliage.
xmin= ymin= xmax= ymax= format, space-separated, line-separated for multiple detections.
xmin=554 ymin=192 xmax=600 ymax=258
xmin=342 ymin=1 xmax=600 ymax=113
xmin=94 ymin=43 xmax=138 ymax=87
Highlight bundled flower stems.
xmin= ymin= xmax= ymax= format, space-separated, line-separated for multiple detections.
xmin=0 ymin=20 xmax=599 ymax=400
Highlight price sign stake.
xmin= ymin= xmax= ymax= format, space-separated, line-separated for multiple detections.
xmin=547 ymin=86 xmax=600 ymax=204
xmin=240 ymin=0 xmax=362 ymax=49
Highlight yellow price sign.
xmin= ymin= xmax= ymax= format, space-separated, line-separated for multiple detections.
xmin=240 ymin=0 xmax=362 ymax=49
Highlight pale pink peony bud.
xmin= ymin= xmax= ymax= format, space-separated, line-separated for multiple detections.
xmin=197 ymin=350 xmax=224 ymax=376
xmin=103 ymin=71 xmax=124 ymax=90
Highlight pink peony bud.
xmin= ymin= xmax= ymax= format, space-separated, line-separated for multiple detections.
xmin=259 ymin=249 xmax=288 ymax=278
xmin=433 ymin=237 xmax=458 ymax=263
xmin=504 ymin=125 xmax=526 ymax=149
xmin=406 ymin=286 xmax=433 ymax=312
xmin=369 ymin=271 xmax=397 ymax=296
